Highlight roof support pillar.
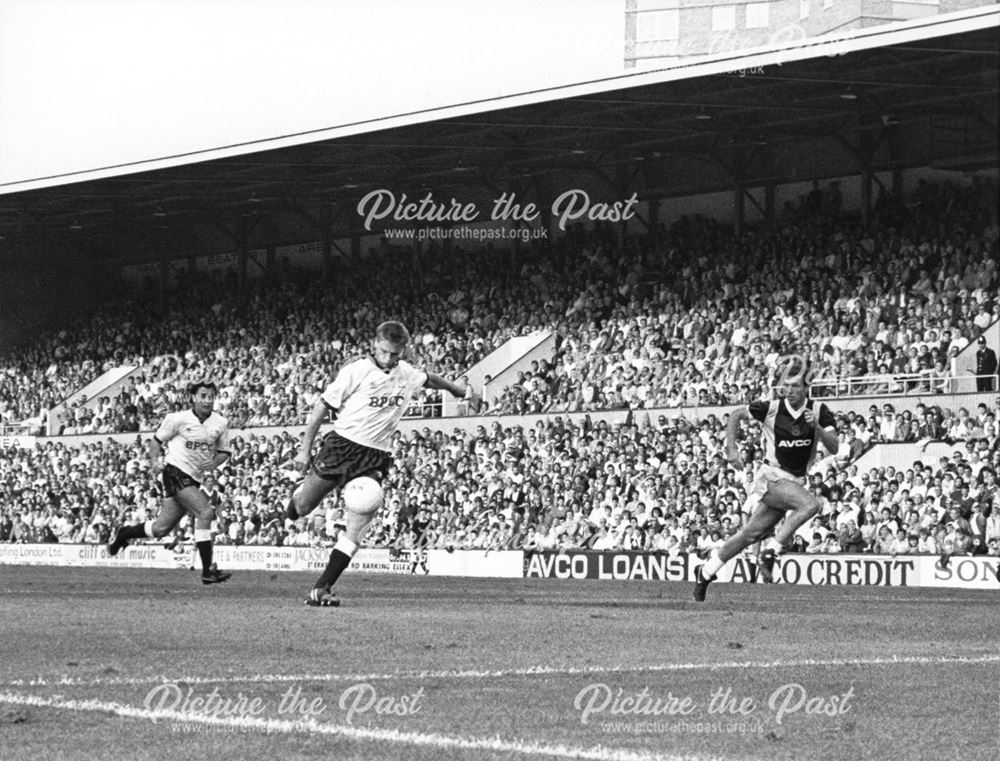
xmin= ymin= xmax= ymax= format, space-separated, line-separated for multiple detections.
xmin=320 ymin=205 xmax=334 ymax=281
xmin=157 ymin=248 xmax=169 ymax=315
xmin=236 ymin=215 xmax=249 ymax=297
xmin=860 ymin=168 xmax=872 ymax=227
xmin=734 ymin=183 xmax=745 ymax=236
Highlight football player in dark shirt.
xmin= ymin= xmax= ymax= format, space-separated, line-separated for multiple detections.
xmin=694 ymin=373 xmax=838 ymax=601
xmin=409 ymin=508 xmax=432 ymax=574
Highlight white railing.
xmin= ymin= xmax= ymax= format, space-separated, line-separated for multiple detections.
xmin=402 ymin=392 xmax=444 ymax=420
xmin=811 ymin=372 xmax=995 ymax=399
xmin=1 ymin=423 xmax=34 ymax=436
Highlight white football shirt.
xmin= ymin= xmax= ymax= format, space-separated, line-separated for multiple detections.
xmin=322 ymin=357 xmax=428 ymax=451
xmin=155 ymin=410 xmax=231 ymax=481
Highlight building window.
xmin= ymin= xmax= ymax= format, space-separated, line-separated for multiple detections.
xmin=800 ymin=0 xmax=810 ymax=18
xmin=712 ymin=5 xmax=736 ymax=31
xmin=636 ymin=9 xmax=680 ymax=41
xmin=746 ymin=2 xmax=770 ymax=28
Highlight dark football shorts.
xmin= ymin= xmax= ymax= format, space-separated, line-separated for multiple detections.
xmin=312 ymin=431 xmax=391 ymax=488
xmin=161 ymin=463 xmax=200 ymax=498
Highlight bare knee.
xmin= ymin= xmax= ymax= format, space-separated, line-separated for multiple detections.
xmin=801 ymin=497 xmax=821 ymax=518
xmin=149 ymin=522 xmax=171 ymax=538
xmin=294 ymin=475 xmax=334 ymax=516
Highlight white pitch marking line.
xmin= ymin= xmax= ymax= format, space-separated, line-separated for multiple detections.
xmin=0 ymin=590 xmax=113 ymax=595
xmin=0 ymin=691 xmax=753 ymax=761
xmin=4 ymin=653 xmax=998 ymax=689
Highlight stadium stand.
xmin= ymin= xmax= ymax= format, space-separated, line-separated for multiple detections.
xmin=0 ymin=178 xmax=998 ymax=563
xmin=1 ymin=179 xmax=997 ymax=436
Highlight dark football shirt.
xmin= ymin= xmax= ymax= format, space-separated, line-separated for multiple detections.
xmin=748 ymin=398 xmax=836 ymax=477
xmin=411 ymin=518 xmax=431 ymax=543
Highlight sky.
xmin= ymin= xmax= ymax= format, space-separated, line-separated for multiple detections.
xmin=0 ymin=0 xmax=625 ymax=191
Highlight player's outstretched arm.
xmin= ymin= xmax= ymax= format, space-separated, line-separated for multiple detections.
xmin=424 ymin=372 xmax=482 ymax=412
xmin=814 ymin=422 xmax=839 ymax=454
xmin=725 ymin=406 xmax=750 ymax=469
xmin=296 ymin=400 xmax=331 ymax=471
xmin=804 ymin=407 xmax=839 ymax=454
xmin=148 ymin=437 xmax=165 ymax=476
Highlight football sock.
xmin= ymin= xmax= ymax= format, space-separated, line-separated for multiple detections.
xmin=702 ymin=550 xmax=724 ymax=580
xmin=116 ymin=523 xmax=148 ymax=542
xmin=315 ymin=537 xmax=358 ymax=590
xmin=195 ymin=529 xmax=213 ymax=572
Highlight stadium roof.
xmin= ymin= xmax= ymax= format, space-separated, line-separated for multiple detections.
xmin=0 ymin=7 xmax=996 ymax=255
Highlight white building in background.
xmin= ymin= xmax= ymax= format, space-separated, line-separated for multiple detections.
xmin=625 ymin=0 xmax=998 ymax=66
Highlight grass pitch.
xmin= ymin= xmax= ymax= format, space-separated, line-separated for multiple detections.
xmin=0 ymin=566 xmax=997 ymax=761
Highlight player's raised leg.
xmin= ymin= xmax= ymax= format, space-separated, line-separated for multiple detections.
xmin=694 ymin=500 xmax=783 ymax=601
xmin=286 ymin=471 xmax=337 ymax=522
xmin=108 ymin=498 xmax=186 ymax=556
xmin=755 ymin=478 xmax=821 ymax=582
xmin=174 ymin=485 xmax=230 ymax=585
xmin=305 ymin=476 xmax=382 ymax=607
xmin=286 ymin=390 xmax=339 ymax=523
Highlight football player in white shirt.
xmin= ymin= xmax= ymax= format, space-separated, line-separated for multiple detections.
xmin=108 ymin=380 xmax=232 ymax=585
xmin=288 ymin=321 xmax=481 ymax=607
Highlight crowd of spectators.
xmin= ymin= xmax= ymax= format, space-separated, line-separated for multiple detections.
xmin=1 ymin=178 xmax=997 ymax=437
xmin=12 ymin=268 xmax=505 ymax=435
xmin=488 ymin=178 xmax=999 ymax=414
xmin=2 ymin=175 xmax=999 ymax=567
xmin=827 ymin=399 xmax=1000 ymax=452
xmin=2 ymin=398 xmax=997 ymax=561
